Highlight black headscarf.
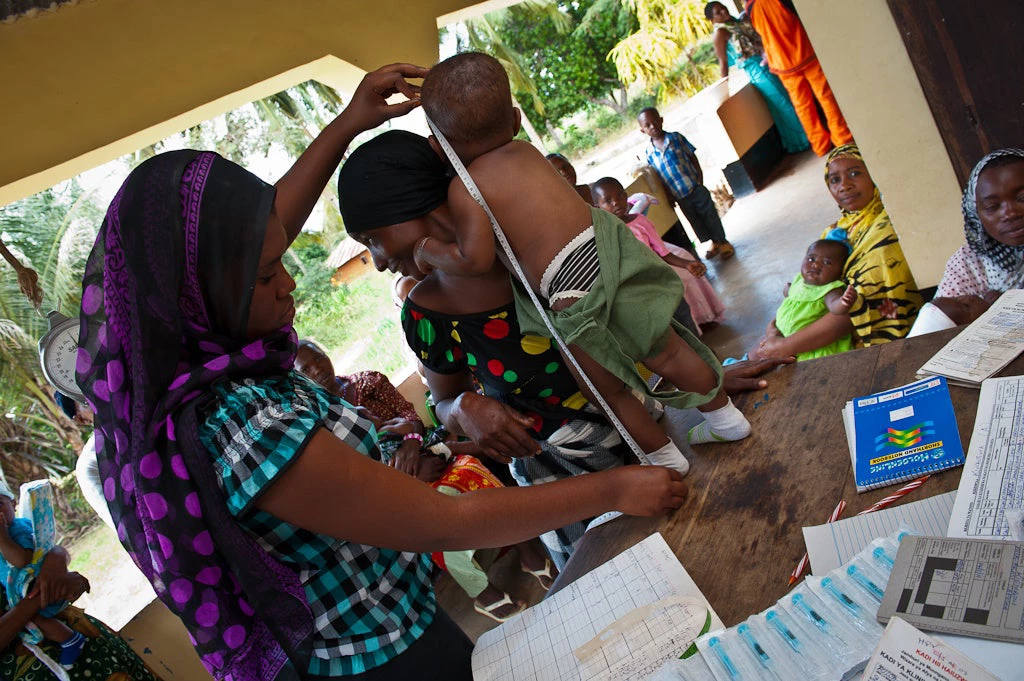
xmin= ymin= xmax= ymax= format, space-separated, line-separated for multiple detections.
xmin=77 ymin=151 xmax=311 ymax=680
xmin=337 ymin=130 xmax=451 ymax=232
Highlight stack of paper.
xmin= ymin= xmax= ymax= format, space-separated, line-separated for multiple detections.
xmin=917 ymin=289 xmax=1024 ymax=387
xmin=877 ymin=535 xmax=1024 ymax=644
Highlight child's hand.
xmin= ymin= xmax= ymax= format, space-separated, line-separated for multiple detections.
xmin=378 ymin=417 xmax=423 ymax=437
xmin=0 ymin=498 xmax=15 ymax=527
xmin=415 ymin=455 xmax=446 ymax=484
xmin=765 ymin=319 xmax=781 ymax=337
xmin=610 ymin=466 xmax=687 ymax=517
xmin=686 ymin=261 xmax=706 ymax=277
xmin=837 ymin=285 xmax=857 ymax=313
xmin=342 ymin=63 xmax=429 ymax=134
xmin=782 ymin=281 xmax=791 ymax=297
xmin=722 ymin=356 xmax=796 ymax=395
xmin=389 ymin=440 xmax=424 ymax=478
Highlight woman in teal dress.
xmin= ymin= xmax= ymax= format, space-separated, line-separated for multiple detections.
xmin=705 ymin=1 xmax=809 ymax=154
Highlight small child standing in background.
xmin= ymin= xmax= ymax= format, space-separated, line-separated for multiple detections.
xmin=751 ymin=238 xmax=857 ymax=361
xmin=0 ymin=483 xmax=86 ymax=668
xmin=416 ymin=52 xmax=750 ymax=471
xmin=592 ymin=177 xmax=725 ymax=334
xmin=638 ymin=107 xmax=736 ymax=260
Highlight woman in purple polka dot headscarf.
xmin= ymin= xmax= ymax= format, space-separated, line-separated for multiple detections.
xmin=77 ymin=147 xmax=315 ymax=679
xmin=75 ymin=65 xmax=432 ymax=680
xmin=75 ymin=65 xmax=688 ymax=681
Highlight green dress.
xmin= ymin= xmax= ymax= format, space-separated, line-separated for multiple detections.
xmin=775 ymin=274 xmax=853 ymax=361
xmin=513 ymin=206 xmax=722 ymax=409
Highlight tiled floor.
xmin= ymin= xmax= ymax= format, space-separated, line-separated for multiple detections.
xmin=438 ymin=148 xmax=843 ymax=642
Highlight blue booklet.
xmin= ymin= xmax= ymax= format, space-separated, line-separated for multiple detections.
xmin=843 ymin=377 xmax=965 ymax=492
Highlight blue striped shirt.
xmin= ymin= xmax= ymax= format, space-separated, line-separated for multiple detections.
xmin=645 ymin=131 xmax=700 ymax=201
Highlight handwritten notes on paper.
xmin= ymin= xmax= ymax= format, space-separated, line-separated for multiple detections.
xmin=863 ymin=618 xmax=999 ymax=681
xmin=917 ymin=289 xmax=1024 ymax=387
xmin=948 ymin=375 xmax=1024 ymax=540
xmin=471 ymin=533 xmax=722 ymax=681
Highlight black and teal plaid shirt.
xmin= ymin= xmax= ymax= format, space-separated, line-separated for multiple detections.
xmin=199 ymin=372 xmax=435 ymax=676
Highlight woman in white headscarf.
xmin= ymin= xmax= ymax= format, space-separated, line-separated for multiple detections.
xmin=909 ymin=148 xmax=1024 ymax=336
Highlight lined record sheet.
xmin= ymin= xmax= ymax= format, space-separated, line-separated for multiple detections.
xmin=948 ymin=375 xmax=1024 ymax=539
xmin=471 ymin=533 xmax=723 ymax=681
xmin=802 ymin=492 xmax=955 ymax=575
xmin=917 ymin=289 xmax=1024 ymax=387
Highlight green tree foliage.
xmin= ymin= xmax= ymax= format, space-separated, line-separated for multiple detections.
xmin=289 ymin=236 xmax=336 ymax=312
xmin=495 ymin=0 xmax=637 ymax=126
xmin=610 ymin=0 xmax=718 ymax=99
xmin=1 ymin=180 xmax=104 ymax=480
xmin=0 ymin=80 xmax=349 ymax=489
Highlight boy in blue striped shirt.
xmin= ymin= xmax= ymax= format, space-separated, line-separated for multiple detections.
xmin=639 ymin=107 xmax=735 ymax=260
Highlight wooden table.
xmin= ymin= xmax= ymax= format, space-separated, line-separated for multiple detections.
xmin=549 ymin=328 xmax=1024 ymax=625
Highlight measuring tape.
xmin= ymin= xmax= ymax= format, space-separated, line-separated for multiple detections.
xmin=424 ymin=116 xmax=651 ymax=466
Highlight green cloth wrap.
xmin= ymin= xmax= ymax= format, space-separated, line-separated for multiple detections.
xmin=775 ymin=274 xmax=853 ymax=361
xmin=513 ymin=206 xmax=722 ymax=410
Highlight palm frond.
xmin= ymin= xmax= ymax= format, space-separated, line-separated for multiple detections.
xmin=464 ymin=17 xmax=545 ymax=115
xmin=609 ymin=0 xmax=715 ymax=95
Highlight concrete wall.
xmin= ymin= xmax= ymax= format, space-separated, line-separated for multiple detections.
xmin=794 ymin=0 xmax=964 ymax=287
xmin=0 ymin=0 xmax=481 ymax=206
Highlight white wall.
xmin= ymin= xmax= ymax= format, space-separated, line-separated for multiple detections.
xmin=795 ymin=0 xmax=964 ymax=287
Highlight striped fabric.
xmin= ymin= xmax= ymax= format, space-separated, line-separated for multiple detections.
xmin=541 ymin=226 xmax=601 ymax=305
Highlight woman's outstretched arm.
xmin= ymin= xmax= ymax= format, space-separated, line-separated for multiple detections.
xmin=256 ymin=427 xmax=686 ymax=553
xmin=274 ymin=63 xmax=429 ymax=245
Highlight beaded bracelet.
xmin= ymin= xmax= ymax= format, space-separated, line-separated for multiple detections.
xmin=403 ymin=432 xmax=423 ymax=444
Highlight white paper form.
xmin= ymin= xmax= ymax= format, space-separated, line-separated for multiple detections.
xmin=802 ymin=492 xmax=955 ymax=575
xmin=877 ymin=536 xmax=1024 ymax=644
xmin=862 ymin=618 xmax=1000 ymax=681
xmin=948 ymin=375 xmax=1024 ymax=539
xmin=471 ymin=533 xmax=724 ymax=681
xmin=917 ymin=289 xmax=1024 ymax=387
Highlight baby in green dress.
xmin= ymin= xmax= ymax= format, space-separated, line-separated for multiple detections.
xmin=754 ymin=239 xmax=858 ymax=361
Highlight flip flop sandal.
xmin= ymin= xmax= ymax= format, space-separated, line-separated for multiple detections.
xmin=521 ymin=558 xmax=557 ymax=591
xmin=474 ymin=592 xmax=526 ymax=623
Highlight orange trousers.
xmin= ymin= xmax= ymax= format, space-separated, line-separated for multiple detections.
xmin=776 ymin=58 xmax=853 ymax=156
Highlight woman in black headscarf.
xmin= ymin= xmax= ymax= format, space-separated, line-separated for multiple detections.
xmin=75 ymin=64 xmax=686 ymax=681
xmin=338 ymin=131 xmax=796 ymax=569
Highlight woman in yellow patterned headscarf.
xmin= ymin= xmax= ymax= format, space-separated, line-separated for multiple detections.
xmin=819 ymin=144 xmax=922 ymax=345
xmin=755 ymin=144 xmax=921 ymax=358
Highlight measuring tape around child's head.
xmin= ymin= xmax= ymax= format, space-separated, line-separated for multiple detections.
xmin=423 ymin=115 xmax=650 ymax=466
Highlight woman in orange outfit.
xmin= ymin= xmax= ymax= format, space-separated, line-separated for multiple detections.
xmin=746 ymin=0 xmax=853 ymax=156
